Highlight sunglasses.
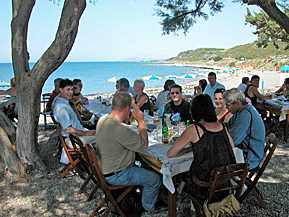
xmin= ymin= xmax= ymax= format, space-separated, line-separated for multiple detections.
xmin=170 ymin=91 xmax=180 ymax=95
xmin=73 ymin=93 xmax=81 ymax=96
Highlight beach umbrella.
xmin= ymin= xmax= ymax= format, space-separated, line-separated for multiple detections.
xmin=142 ymin=75 xmax=162 ymax=94
xmin=216 ymin=71 xmax=220 ymax=74
xmin=223 ymin=70 xmax=227 ymax=73
xmin=0 ymin=81 xmax=10 ymax=89
xmin=180 ymin=73 xmax=196 ymax=79
xmin=165 ymin=74 xmax=179 ymax=79
xmin=107 ymin=76 xmax=119 ymax=82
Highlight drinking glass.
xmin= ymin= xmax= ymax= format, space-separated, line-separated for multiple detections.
xmin=153 ymin=125 xmax=162 ymax=142
xmin=144 ymin=109 xmax=149 ymax=116
xmin=153 ymin=112 xmax=160 ymax=125
xmin=179 ymin=121 xmax=186 ymax=135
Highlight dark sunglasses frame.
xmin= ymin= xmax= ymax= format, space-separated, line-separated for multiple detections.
xmin=73 ymin=93 xmax=81 ymax=96
xmin=170 ymin=91 xmax=180 ymax=95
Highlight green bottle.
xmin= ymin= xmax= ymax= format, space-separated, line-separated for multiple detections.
xmin=186 ymin=120 xmax=190 ymax=128
xmin=162 ymin=108 xmax=166 ymax=125
xmin=162 ymin=119 xmax=169 ymax=145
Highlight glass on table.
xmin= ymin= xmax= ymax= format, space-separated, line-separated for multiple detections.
xmin=153 ymin=125 xmax=163 ymax=142
xmin=179 ymin=121 xmax=186 ymax=135
xmin=153 ymin=111 xmax=160 ymax=125
xmin=144 ymin=109 xmax=149 ymax=116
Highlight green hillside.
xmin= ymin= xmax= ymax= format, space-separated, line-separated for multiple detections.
xmin=167 ymin=41 xmax=289 ymax=62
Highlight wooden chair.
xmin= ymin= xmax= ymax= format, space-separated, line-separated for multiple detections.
xmin=69 ymin=134 xmax=100 ymax=202
xmin=2 ymin=102 xmax=17 ymax=124
xmin=85 ymin=144 xmax=137 ymax=217
xmin=239 ymin=133 xmax=278 ymax=207
xmin=40 ymin=93 xmax=52 ymax=131
xmin=183 ymin=163 xmax=250 ymax=217
xmin=56 ymin=123 xmax=85 ymax=179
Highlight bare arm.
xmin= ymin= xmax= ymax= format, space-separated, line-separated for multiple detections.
xmin=251 ymin=86 xmax=273 ymax=100
xmin=133 ymin=109 xmax=148 ymax=149
xmin=65 ymin=126 xmax=96 ymax=137
xmin=0 ymin=88 xmax=16 ymax=96
xmin=225 ymin=127 xmax=235 ymax=148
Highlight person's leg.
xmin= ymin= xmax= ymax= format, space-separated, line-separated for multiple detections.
xmin=106 ymin=166 xmax=161 ymax=211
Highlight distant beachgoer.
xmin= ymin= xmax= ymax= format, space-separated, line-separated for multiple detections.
xmin=131 ymin=79 xmax=152 ymax=115
xmin=244 ymin=75 xmax=273 ymax=112
xmin=73 ymin=78 xmax=89 ymax=105
xmin=119 ymin=78 xmax=137 ymax=97
xmin=155 ymin=79 xmax=175 ymax=109
xmin=214 ymin=88 xmax=233 ymax=122
xmin=0 ymin=77 xmax=18 ymax=116
xmin=46 ymin=78 xmax=62 ymax=112
xmin=237 ymin=77 xmax=250 ymax=93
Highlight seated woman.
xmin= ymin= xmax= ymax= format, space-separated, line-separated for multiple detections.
xmin=214 ymin=88 xmax=233 ymax=122
xmin=70 ymin=86 xmax=96 ymax=130
xmin=131 ymin=79 xmax=152 ymax=115
xmin=275 ymin=77 xmax=289 ymax=98
xmin=0 ymin=78 xmax=18 ymax=119
xmin=194 ymin=79 xmax=207 ymax=96
xmin=167 ymin=94 xmax=236 ymax=203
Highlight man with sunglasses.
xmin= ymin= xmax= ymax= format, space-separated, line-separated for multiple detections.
xmin=165 ymin=84 xmax=192 ymax=125
xmin=53 ymin=79 xmax=96 ymax=151
xmin=223 ymin=88 xmax=265 ymax=170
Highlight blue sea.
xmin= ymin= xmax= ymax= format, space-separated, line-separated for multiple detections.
xmin=0 ymin=62 xmax=202 ymax=95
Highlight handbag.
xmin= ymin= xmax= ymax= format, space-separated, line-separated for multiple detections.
xmin=203 ymin=166 xmax=241 ymax=217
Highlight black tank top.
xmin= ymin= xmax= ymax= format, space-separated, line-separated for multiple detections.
xmin=134 ymin=93 xmax=152 ymax=115
xmin=244 ymin=84 xmax=257 ymax=107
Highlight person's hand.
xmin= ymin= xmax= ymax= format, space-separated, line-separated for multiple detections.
xmin=86 ymin=130 xmax=96 ymax=136
xmin=133 ymin=108 xmax=144 ymax=123
xmin=129 ymin=93 xmax=134 ymax=98
xmin=268 ymin=94 xmax=273 ymax=100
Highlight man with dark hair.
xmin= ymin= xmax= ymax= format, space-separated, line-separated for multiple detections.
xmin=244 ymin=75 xmax=273 ymax=111
xmin=73 ymin=78 xmax=89 ymax=105
xmin=202 ymin=72 xmax=225 ymax=106
xmin=46 ymin=78 xmax=62 ymax=112
xmin=53 ymin=79 xmax=95 ymax=152
xmin=118 ymin=78 xmax=137 ymax=96
xmin=95 ymin=92 xmax=162 ymax=213
xmin=155 ymin=79 xmax=175 ymax=110
xmin=165 ymin=84 xmax=192 ymax=124
xmin=223 ymin=88 xmax=265 ymax=169
xmin=238 ymin=77 xmax=250 ymax=93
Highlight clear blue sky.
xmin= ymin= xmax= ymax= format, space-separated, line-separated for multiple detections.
xmin=0 ymin=0 xmax=261 ymax=63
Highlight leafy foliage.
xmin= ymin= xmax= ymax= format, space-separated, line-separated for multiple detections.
xmin=155 ymin=0 xmax=224 ymax=35
xmin=245 ymin=8 xmax=289 ymax=50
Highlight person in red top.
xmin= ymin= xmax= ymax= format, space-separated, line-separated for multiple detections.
xmin=46 ymin=78 xmax=62 ymax=112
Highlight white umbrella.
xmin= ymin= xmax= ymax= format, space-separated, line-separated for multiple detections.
xmin=179 ymin=73 xmax=196 ymax=79
xmin=141 ymin=75 xmax=162 ymax=94
xmin=165 ymin=74 xmax=179 ymax=79
xmin=107 ymin=76 xmax=119 ymax=82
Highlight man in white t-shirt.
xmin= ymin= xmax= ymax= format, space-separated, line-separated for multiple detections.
xmin=238 ymin=77 xmax=250 ymax=93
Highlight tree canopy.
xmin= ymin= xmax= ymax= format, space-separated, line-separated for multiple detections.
xmin=155 ymin=0 xmax=289 ymax=36
xmin=245 ymin=8 xmax=289 ymax=49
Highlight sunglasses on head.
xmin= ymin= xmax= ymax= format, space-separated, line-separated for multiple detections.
xmin=73 ymin=92 xmax=80 ymax=96
xmin=170 ymin=91 xmax=180 ymax=95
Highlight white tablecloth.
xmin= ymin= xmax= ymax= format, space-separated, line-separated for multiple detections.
xmin=264 ymin=99 xmax=289 ymax=121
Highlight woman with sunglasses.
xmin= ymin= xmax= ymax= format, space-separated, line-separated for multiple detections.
xmin=167 ymin=94 xmax=235 ymax=205
xmin=214 ymin=88 xmax=233 ymax=122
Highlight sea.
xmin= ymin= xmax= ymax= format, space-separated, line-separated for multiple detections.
xmin=0 ymin=62 xmax=203 ymax=95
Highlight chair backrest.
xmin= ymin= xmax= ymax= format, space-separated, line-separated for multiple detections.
xmin=85 ymin=144 xmax=108 ymax=190
xmin=41 ymin=93 xmax=51 ymax=111
xmin=2 ymin=102 xmax=16 ymax=120
xmin=207 ymin=163 xmax=250 ymax=203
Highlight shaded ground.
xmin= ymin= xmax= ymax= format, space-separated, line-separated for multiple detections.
xmin=0 ymin=126 xmax=289 ymax=216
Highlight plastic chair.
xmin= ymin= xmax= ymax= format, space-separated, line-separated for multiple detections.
xmin=183 ymin=163 xmax=250 ymax=217
xmin=239 ymin=133 xmax=278 ymax=207
xmin=56 ymin=123 xmax=85 ymax=179
xmin=69 ymin=134 xmax=100 ymax=202
xmin=85 ymin=144 xmax=137 ymax=217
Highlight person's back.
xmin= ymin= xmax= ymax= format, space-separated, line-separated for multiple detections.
xmin=185 ymin=122 xmax=236 ymax=202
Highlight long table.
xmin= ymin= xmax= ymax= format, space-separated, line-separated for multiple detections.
xmin=258 ymin=99 xmax=289 ymax=141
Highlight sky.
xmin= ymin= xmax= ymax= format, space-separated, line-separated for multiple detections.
xmin=0 ymin=0 xmax=261 ymax=63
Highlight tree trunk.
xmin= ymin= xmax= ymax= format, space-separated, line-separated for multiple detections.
xmin=244 ymin=0 xmax=289 ymax=35
xmin=0 ymin=110 xmax=25 ymax=177
xmin=10 ymin=0 xmax=86 ymax=173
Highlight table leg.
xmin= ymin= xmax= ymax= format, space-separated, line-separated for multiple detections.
xmin=168 ymin=176 xmax=177 ymax=217
xmin=285 ymin=114 xmax=289 ymax=142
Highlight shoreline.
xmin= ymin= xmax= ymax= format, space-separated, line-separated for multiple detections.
xmin=85 ymin=63 xmax=282 ymax=100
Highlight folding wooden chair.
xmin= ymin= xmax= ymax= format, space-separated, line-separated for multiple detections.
xmin=69 ymin=134 xmax=100 ymax=202
xmin=40 ymin=93 xmax=52 ymax=131
xmin=56 ymin=123 xmax=85 ymax=179
xmin=85 ymin=144 xmax=138 ymax=217
xmin=183 ymin=163 xmax=250 ymax=217
xmin=239 ymin=133 xmax=278 ymax=207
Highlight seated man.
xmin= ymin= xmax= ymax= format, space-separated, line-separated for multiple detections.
xmin=118 ymin=78 xmax=137 ymax=97
xmin=237 ymin=77 xmax=250 ymax=93
xmin=95 ymin=92 xmax=162 ymax=213
xmin=244 ymin=75 xmax=273 ymax=112
xmin=46 ymin=78 xmax=62 ymax=112
xmin=73 ymin=78 xmax=89 ymax=105
xmin=223 ymin=88 xmax=265 ymax=169
xmin=165 ymin=84 xmax=192 ymax=125
xmin=52 ymin=79 xmax=95 ymax=150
